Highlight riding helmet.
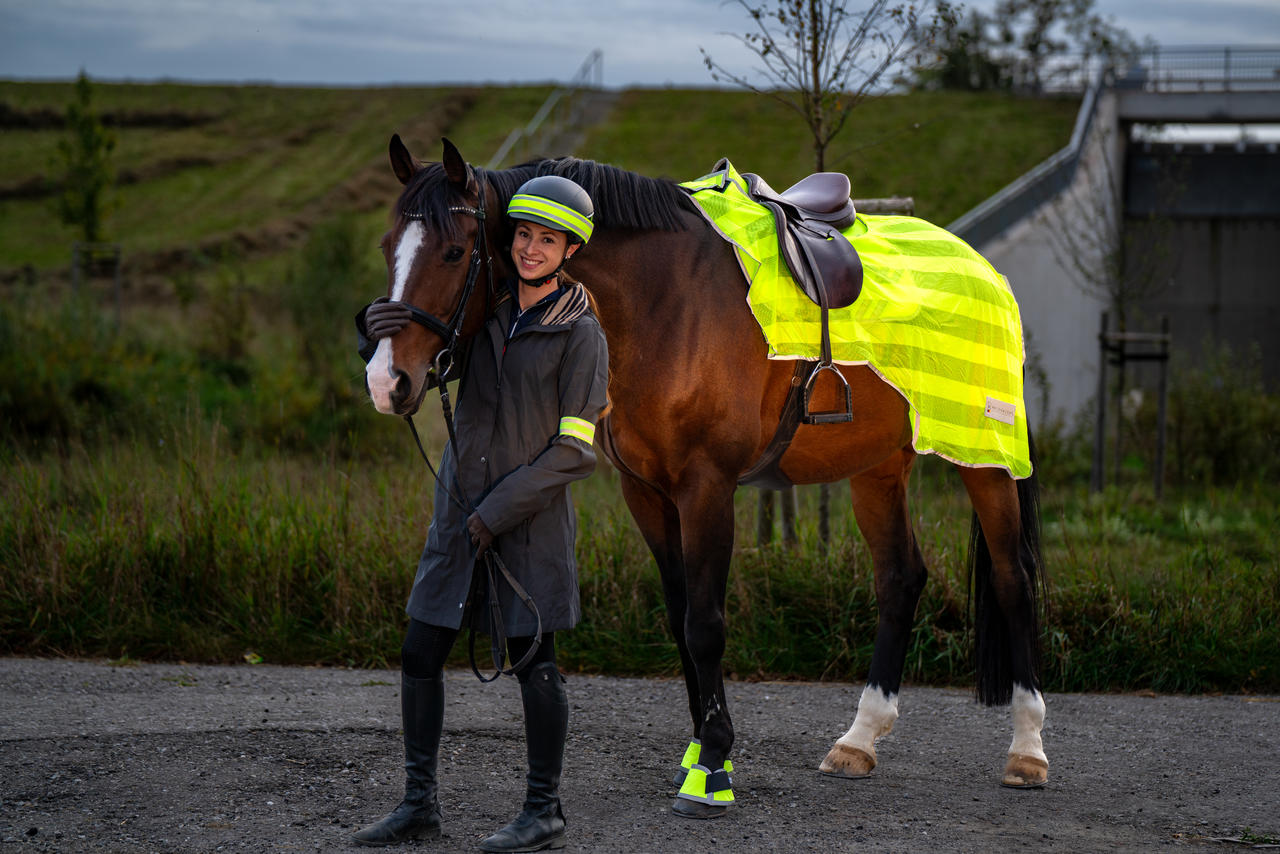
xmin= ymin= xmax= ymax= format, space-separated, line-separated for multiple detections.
xmin=506 ymin=175 xmax=594 ymax=245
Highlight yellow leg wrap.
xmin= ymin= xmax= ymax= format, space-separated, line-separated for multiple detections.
xmin=676 ymin=763 xmax=735 ymax=806
xmin=675 ymin=739 xmax=734 ymax=787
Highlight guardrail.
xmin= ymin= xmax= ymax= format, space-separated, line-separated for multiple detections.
xmin=1025 ymin=45 xmax=1280 ymax=93
xmin=487 ymin=50 xmax=604 ymax=169
xmin=1123 ymin=45 xmax=1280 ymax=92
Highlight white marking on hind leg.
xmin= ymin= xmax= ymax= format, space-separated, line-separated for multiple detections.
xmin=1008 ymin=685 xmax=1047 ymax=763
xmin=837 ymin=685 xmax=899 ymax=757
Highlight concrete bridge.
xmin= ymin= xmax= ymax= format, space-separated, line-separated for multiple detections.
xmin=949 ymin=46 xmax=1280 ymax=425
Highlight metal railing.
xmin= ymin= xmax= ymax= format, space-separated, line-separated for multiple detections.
xmin=487 ymin=50 xmax=604 ymax=169
xmin=1123 ymin=45 xmax=1280 ymax=92
xmin=1018 ymin=45 xmax=1280 ymax=93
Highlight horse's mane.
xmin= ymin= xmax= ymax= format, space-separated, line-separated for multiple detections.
xmin=396 ymin=156 xmax=698 ymax=240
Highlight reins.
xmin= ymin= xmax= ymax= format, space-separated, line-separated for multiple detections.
xmin=397 ymin=172 xmax=543 ymax=683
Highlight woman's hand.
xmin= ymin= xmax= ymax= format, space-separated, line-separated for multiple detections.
xmin=467 ymin=512 xmax=495 ymax=558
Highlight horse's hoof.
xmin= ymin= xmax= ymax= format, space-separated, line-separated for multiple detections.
xmin=1000 ymin=753 xmax=1049 ymax=788
xmin=818 ymin=743 xmax=876 ymax=779
xmin=671 ymin=798 xmax=729 ymax=820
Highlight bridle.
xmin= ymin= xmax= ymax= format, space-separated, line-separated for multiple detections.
xmin=387 ymin=170 xmax=544 ymax=683
xmin=397 ymin=172 xmax=495 ymax=385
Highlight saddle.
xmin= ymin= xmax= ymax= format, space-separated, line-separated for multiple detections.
xmin=736 ymin=167 xmax=863 ymax=311
xmin=718 ymin=159 xmax=862 ymax=427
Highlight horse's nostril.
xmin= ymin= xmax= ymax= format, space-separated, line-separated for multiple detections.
xmin=391 ymin=369 xmax=411 ymax=403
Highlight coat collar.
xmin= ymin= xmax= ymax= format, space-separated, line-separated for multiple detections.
xmin=497 ymin=280 xmax=591 ymax=333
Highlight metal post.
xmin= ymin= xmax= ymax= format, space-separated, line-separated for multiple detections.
xmin=1154 ymin=315 xmax=1170 ymax=500
xmin=1114 ymin=333 xmax=1125 ymax=488
xmin=1091 ymin=311 xmax=1108 ymax=493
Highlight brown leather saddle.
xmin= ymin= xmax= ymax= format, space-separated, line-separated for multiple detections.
xmin=736 ymin=168 xmax=864 ymax=312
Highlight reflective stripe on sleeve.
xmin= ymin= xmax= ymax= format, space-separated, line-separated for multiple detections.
xmin=558 ymin=416 xmax=595 ymax=444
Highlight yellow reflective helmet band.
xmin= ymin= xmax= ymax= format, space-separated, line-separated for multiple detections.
xmin=558 ymin=416 xmax=595 ymax=444
xmin=508 ymin=194 xmax=594 ymax=244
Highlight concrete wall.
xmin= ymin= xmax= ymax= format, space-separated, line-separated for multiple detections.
xmin=1130 ymin=217 xmax=1280 ymax=386
xmin=977 ymin=91 xmax=1122 ymax=426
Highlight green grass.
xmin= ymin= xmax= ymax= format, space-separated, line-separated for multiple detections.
xmin=1 ymin=80 xmax=1074 ymax=272
xmin=0 ymin=81 xmax=553 ymax=270
xmin=583 ymin=89 xmax=1080 ymax=224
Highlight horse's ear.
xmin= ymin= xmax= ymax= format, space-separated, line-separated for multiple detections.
xmin=389 ymin=134 xmax=418 ymax=186
xmin=441 ymin=137 xmax=469 ymax=188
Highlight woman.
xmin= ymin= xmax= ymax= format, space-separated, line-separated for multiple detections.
xmin=353 ymin=175 xmax=609 ymax=851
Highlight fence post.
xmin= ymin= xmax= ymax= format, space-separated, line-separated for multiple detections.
xmin=756 ymin=490 xmax=776 ymax=546
xmin=780 ymin=487 xmax=797 ymax=547
xmin=1091 ymin=311 xmax=1108 ymax=493
xmin=1154 ymin=315 xmax=1170 ymax=500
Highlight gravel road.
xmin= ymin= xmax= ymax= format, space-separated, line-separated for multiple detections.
xmin=2 ymin=657 xmax=1277 ymax=852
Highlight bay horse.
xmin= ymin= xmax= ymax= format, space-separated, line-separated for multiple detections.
xmin=364 ymin=137 xmax=1047 ymax=818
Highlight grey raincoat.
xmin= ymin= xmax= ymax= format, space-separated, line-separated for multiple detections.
xmin=407 ymin=281 xmax=609 ymax=636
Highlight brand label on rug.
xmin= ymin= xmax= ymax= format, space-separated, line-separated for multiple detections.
xmin=985 ymin=397 xmax=1017 ymax=425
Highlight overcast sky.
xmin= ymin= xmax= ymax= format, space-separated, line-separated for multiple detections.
xmin=1 ymin=0 xmax=1278 ymax=88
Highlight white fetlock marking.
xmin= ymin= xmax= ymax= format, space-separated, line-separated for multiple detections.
xmin=836 ymin=685 xmax=898 ymax=755
xmin=1008 ymin=685 xmax=1047 ymax=762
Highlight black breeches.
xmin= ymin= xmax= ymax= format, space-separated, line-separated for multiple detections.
xmin=401 ymin=618 xmax=556 ymax=684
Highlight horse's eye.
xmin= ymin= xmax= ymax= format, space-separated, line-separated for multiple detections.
xmin=444 ymin=246 xmax=464 ymax=263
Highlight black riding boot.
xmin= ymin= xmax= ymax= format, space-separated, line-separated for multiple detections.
xmin=478 ymin=662 xmax=568 ymax=852
xmin=351 ymin=672 xmax=445 ymax=846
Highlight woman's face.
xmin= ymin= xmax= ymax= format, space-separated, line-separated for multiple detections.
xmin=511 ymin=220 xmax=573 ymax=281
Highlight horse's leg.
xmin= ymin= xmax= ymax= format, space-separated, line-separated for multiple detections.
xmin=668 ymin=470 xmax=737 ymax=818
xmin=617 ymin=473 xmax=701 ymax=730
xmin=820 ymin=449 xmax=928 ymax=779
xmin=957 ymin=465 xmax=1048 ymax=788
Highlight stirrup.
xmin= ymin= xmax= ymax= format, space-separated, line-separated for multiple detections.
xmin=802 ymin=362 xmax=853 ymax=424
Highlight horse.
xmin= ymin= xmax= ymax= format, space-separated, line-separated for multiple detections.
xmin=363 ymin=136 xmax=1048 ymax=819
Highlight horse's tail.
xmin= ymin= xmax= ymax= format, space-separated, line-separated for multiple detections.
xmin=969 ymin=428 xmax=1045 ymax=707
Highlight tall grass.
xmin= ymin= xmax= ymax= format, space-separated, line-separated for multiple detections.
xmin=4 ymin=423 xmax=1277 ymax=692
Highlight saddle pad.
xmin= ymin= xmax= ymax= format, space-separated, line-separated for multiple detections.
xmin=681 ymin=161 xmax=1031 ymax=479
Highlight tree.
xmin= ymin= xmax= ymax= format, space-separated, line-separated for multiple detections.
xmin=53 ymin=70 xmax=117 ymax=244
xmin=701 ymin=0 xmax=955 ymax=171
xmin=916 ymin=0 xmax=1138 ymax=92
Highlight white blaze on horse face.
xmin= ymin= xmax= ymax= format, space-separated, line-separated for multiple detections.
xmin=392 ymin=220 xmax=425 ymax=302
xmin=365 ymin=220 xmax=427 ymax=413
xmin=1008 ymin=685 xmax=1047 ymax=762
xmin=836 ymin=685 xmax=899 ymax=756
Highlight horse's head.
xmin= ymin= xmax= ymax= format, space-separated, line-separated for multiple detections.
xmin=364 ymin=136 xmax=496 ymax=415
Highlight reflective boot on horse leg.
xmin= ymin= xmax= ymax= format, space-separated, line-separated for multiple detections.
xmin=669 ymin=477 xmax=737 ymax=819
xmin=351 ymin=671 xmax=445 ymax=846
xmin=959 ymin=464 xmax=1048 ymax=789
xmin=617 ymin=474 xmax=705 ymax=787
xmin=479 ymin=660 xmax=569 ymax=852
xmin=821 ymin=451 xmax=928 ymax=779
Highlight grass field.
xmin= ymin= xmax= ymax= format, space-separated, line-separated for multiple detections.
xmin=2 ymin=78 xmax=1276 ymax=693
